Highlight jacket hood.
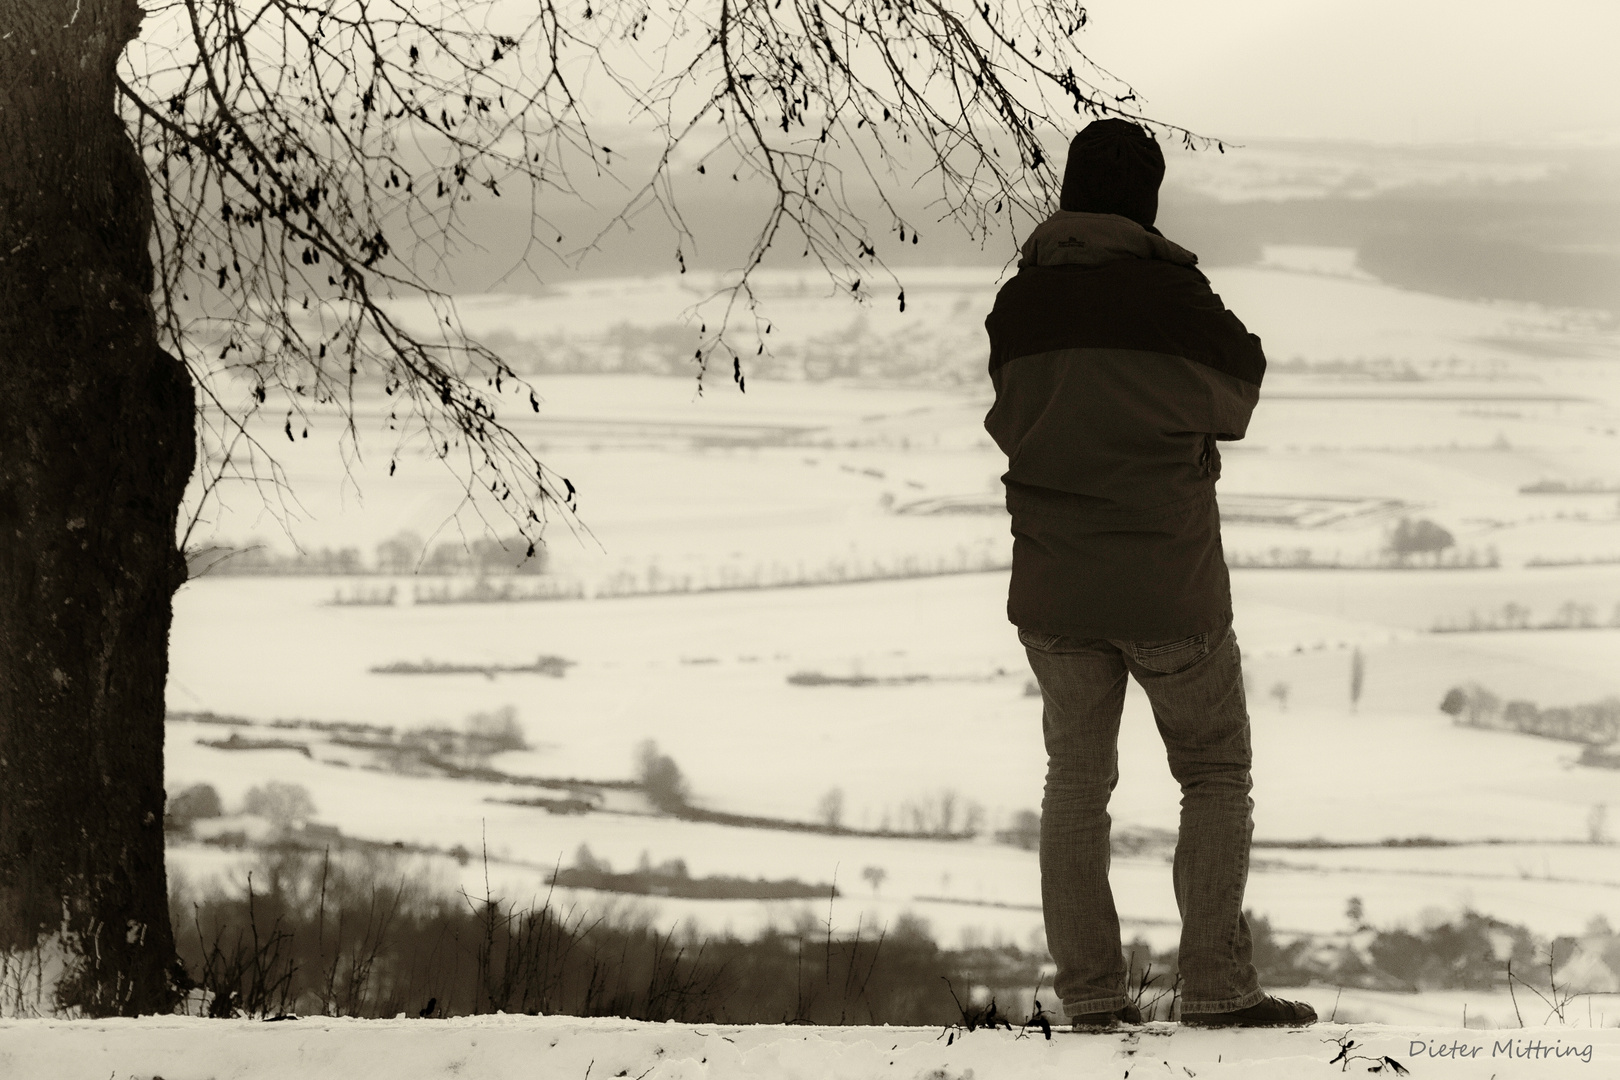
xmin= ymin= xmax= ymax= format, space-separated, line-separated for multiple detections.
xmin=1018 ymin=211 xmax=1198 ymax=271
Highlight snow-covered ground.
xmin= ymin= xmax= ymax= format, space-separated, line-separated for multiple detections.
xmin=162 ymin=570 xmax=1620 ymax=953
xmin=5 ymin=1013 xmax=1618 ymax=1079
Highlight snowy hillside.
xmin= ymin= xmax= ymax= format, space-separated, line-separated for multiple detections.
xmin=152 ymin=256 xmax=1620 ymax=1042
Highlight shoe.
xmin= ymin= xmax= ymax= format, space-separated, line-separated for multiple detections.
xmin=1069 ymin=1003 xmax=1143 ymax=1031
xmin=1180 ymin=994 xmax=1317 ymax=1028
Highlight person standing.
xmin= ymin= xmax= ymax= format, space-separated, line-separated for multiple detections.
xmin=983 ymin=119 xmax=1315 ymax=1031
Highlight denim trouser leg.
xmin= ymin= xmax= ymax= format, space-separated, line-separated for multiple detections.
xmin=1021 ymin=619 xmax=1264 ymax=1017
xmin=1023 ymin=630 xmax=1132 ymax=1015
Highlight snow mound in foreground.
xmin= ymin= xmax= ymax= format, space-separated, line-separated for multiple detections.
xmin=2 ymin=1015 xmax=1615 ymax=1079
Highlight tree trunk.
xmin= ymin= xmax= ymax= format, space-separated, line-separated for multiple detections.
xmin=0 ymin=0 xmax=192 ymax=1015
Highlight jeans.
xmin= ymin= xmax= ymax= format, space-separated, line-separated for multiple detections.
xmin=1019 ymin=617 xmax=1263 ymax=1016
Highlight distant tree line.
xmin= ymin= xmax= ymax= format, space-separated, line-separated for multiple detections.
xmin=476 ymin=319 xmax=984 ymax=388
xmin=164 ymin=780 xmax=317 ymax=838
xmin=369 ymin=656 xmax=573 ymax=679
xmin=1441 ymin=683 xmax=1620 ymax=746
xmin=172 ymin=707 xmax=534 ymax=785
xmin=1226 ymin=518 xmax=1496 ymax=571
xmin=193 ymin=530 xmax=547 ymax=577
xmin=590 ymin=546 xmax=1011 ymax=600
xmin=403 ymin=545 xmax=1012 ymax=608
xmin=1519 ymin=480 xmax=1620 ymax=495
xmin=549 ymin=845 xmax=837 ymax=901
xmin=1432 ymin=600 xmax=1620 ymax=633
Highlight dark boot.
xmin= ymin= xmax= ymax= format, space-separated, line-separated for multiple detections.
xmin=1069 ymin=1002 xmax=1144 ymax=1031
xmin=1181 ymin=995 xmax=1317 ymax=1028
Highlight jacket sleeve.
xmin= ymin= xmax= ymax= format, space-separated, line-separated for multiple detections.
xmin=1163 ymin=267 xmax=1263 ymax=440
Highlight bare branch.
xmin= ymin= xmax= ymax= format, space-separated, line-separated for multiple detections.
xmin=117 ymin=0 xmax=1201 ymax=542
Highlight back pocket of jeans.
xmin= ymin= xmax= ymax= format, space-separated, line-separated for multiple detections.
xmin=1130 ymin=633 xmax=1208 ymax=672
xmin=1017 ymin=627 xmax=1063 ymax=651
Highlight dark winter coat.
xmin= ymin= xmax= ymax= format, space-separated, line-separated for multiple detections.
xmin=983 ymin=211 xmax=1266 ymax=640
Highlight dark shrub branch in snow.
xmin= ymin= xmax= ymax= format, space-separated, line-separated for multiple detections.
xmin=171 ymin=845 xmax=1588 ymax=1024
xmin=171 ymin=848 xmax=1048 ymax=1024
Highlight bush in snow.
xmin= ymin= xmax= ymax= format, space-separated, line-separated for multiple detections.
xmin=242 ymin=781 xmax=317 ymax=833
xmin=165 ymin=783 xmax=224 ymax=834
xmin=996 ymin=809 xmax=1041 ymax=851
xmin=634 ymin=739 xmax=690 ymax=812
xmin=464 ymin=705 xmax=527 ymax=757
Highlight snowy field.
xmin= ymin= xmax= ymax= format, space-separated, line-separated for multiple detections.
xmin=5 ymin=1013 xmax=1619 ymax=1079
xmin=166 ymin=262 xmax=1620 ymax=1024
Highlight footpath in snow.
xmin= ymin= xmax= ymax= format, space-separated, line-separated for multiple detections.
xmin=2 ymin=1015 xmax=1616 ymax=1079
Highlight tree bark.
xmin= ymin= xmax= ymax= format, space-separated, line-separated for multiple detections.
xmin=0 ymin=0 xmax=192 ymax=1015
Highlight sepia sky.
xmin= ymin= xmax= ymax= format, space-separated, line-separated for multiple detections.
xmin=1077 ymin=0 xmax=1619 ymax=145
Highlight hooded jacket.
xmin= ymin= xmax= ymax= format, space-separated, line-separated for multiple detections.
xmin=984 ymin=211 xmax=1265 ymax=640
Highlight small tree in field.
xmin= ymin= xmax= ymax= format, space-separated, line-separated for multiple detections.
xmin=1553 ymin=601 xmax=1599 ymax=629
xmin=1589 ymin=805 xmax=1609 ymax=846
xmin=241 ymin=781 xmax=317 ymax=833
xmin=1005 ymin=808 xmax=1042 ymax=851
xmin=634 ymin=739 xmax=691 ymax=813
xmin=1349 ymin=646 xmax=1365 ymax=713
xmin=164 ymin=783 xmax=224 ymax=834
xmin=464 ymin=705 xmax=527 ymax=758
xmin=2 ymin=0 xmax=1200 ymax=1017
xmin=1384 ymin=517 xmax=1456 ymax=566
xmin=374 ymin=531 xmax=425 ymax=574
xmin=1440 ymin=683 xmax=1503 ymax=728
xmin=815 ymin=787 xmax=846 ymax=829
